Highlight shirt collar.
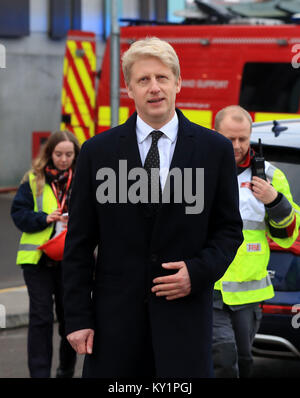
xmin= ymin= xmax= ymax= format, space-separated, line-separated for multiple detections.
xmin=136 ymin=112 xmax=178 ymax=144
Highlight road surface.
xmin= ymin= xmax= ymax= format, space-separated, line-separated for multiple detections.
xmin=0 ymin=192 xmax=23 ymax=289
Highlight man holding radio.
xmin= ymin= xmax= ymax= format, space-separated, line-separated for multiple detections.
xmin=213 ymin=105 xmax=300 ymax=378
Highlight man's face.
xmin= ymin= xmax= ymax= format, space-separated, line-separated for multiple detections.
xmin=218 ymin=114 xmax=251 ymax=165
xmin=126 ymin=56 xmax=181 ymax=128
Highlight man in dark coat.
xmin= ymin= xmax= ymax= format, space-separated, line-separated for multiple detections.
xmin=62 ymin=37 xmax=243 ymax=378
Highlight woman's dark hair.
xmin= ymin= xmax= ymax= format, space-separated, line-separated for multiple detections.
xmin=22 ymin=130 xmax=81 ymax=195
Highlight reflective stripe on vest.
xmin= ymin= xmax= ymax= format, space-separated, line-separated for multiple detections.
xmin=222 ymin=274 xmax=272 ymax=293
xmin=243 ymin=220 xmax=266 ymax=230
xmin=18 ymin=243 xmax=40 ymax=251
xmin=36 ymin=195 xmax=43 ymax=212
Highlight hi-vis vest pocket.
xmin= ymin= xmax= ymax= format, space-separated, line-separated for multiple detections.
xmin=234 ymin=233 xmax=269 ymax=282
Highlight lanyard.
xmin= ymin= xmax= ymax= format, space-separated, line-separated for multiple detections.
xmin=51 ymin=168 xmax=73 ymax=212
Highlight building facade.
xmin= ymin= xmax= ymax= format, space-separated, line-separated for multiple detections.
xmin=0 ymin=0 xmax=184 ymax=187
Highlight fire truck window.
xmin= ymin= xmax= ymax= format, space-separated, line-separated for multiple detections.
xmin=0 ymin=0 xmax=29 ymax=37
xmin=239 ymin=63 xmax=300 ymax=113
xmin=49 ymin=0 xmax=81 ymax=40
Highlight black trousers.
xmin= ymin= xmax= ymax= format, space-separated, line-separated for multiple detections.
xmin=22 ymin=258 xmax=76 ymax=378
xmin=212 ymin=304 xmax=262 ymax=378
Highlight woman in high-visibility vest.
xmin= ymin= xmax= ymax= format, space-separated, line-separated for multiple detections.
xmin=11 ymin=131 xmax=80 ymax=378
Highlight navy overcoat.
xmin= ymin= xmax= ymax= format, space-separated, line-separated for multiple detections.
xmin=62 ymin=109 xmax=243 ymax=377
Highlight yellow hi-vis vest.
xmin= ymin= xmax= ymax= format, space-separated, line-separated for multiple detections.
xmin=215 ymin=161 xmax=300 ymax=305
xmin=16 ymin=172 xmax=58 ymax=265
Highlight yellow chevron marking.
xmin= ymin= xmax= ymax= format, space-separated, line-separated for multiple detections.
xmin=67 ymin=67 xmax=93 ymax=129
xmin=82 ymin=41 xmax=96 ymax=75
xmin=60 ymin=101 xmax=86 ymax=145
xmin=67 ymin=41 xmax=95 ymax=109
xmin=73 ymin=127 xmax=89 ymax=145
xmin=98 ymin=106 xmax=129 ymax=126
xmin=254 ymin=112 xmax=300 ymax=122
xmin=181 ymin=109 xmax=212 ymax=129
xmin=65 ymin=100 xmax=74 ymax=115
xmin=88 ymin=120 xmax=95 ymax=137
xmin=63 ymin=54 xmax=69 ymax=77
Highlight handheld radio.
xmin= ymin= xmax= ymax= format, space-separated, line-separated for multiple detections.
xmin=251 ymin=139 xmax=267 ymax=181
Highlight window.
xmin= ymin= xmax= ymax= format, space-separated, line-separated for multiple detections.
xmin=239 ymin=62 xmax=300 ymax=113
xmin=0 ymin=0 xmax=29 ymax=37
xmin=49 ymin=0 xmax=81 ymax=40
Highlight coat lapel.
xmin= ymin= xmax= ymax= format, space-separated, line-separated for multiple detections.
xmin=117 ymin=112 xmax=152 ymax=218
xmin=117 ymin=112 xmax=142 ymax=169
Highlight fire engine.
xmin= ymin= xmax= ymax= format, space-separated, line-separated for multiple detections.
xmin=58 ymin=1 xmax=300 ymax=145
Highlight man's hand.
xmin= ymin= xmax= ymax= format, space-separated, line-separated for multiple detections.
xmin=251 ymin=176 xmax=278 ymax=205
xmin=67 ymin=328 xmax=94 ymax=355
xmin=151 ymin=261 xmax=191 ymax=300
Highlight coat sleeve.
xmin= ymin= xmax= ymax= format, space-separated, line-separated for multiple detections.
xmin=62 ymin=141 xmax=99 ymax=335
xmin=185 ymin=139 xmax=243 ymax=293
xmin=265 ymin=167 xmax=300 ymax=248
xmin=10 ymin=181 xmax=48 ymax=233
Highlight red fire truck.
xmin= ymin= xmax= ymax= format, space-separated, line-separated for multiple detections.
xmin=59 ymin=21 xmax=300 ymax=145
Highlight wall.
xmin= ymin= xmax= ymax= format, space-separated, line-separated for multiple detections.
xmin=0 ymin=0 xmax=181 ymax=187
xmin=0 ymin=0 xmax=105 ymax=186
xmin=0 ymin=39 xmax=65 ymax=186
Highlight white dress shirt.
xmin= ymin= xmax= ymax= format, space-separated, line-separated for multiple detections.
xmin=136 ymin=112 xmax=178 ymax=190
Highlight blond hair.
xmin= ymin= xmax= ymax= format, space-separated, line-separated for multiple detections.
xmin=121 ymin=37 xmax=180 ymax=85
xmin=214 ymin=105 xmax=252 ymax=132
xmin=21 ymin=130 xmax=80 ymax=196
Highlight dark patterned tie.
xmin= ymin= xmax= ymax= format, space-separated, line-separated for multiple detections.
xmin=144 ymin=130 xmax=163 ymax=208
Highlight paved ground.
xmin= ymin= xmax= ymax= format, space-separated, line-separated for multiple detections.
xmin=0 ymin=192 xmax=28 ymax=329
xmin=1 ymin=323 xmax=300 ymax=378
xmin=0 ymin=286 xmax=28 ymax=328
xmin=0 ymin=192 xmax=23 ymax=289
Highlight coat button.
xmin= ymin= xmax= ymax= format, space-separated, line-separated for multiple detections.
xmin=150 ymin=254 xmax=158 ymax=263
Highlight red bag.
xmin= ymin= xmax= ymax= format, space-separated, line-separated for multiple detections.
xmin=38 ymin=229 xmax=67 ymax=261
